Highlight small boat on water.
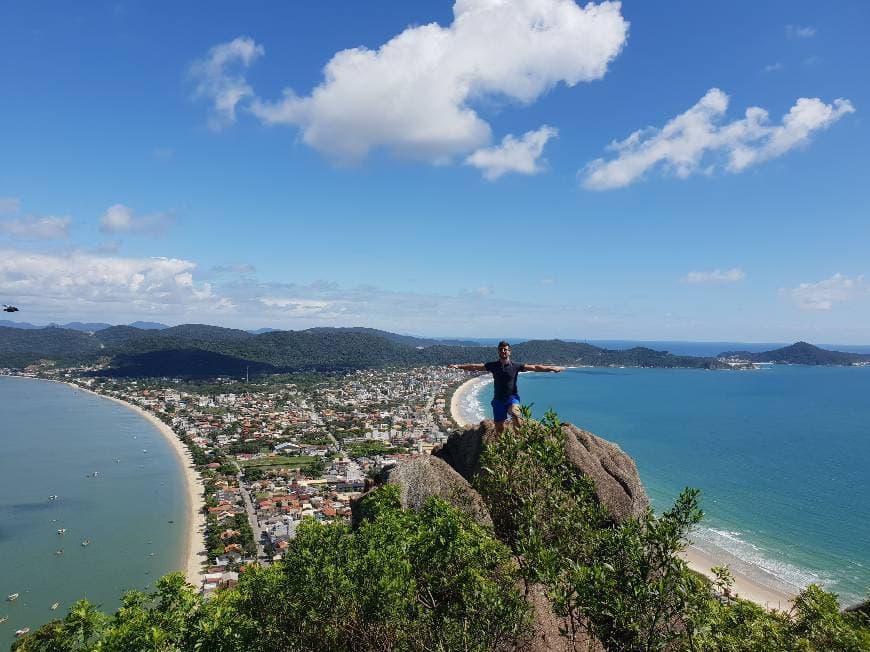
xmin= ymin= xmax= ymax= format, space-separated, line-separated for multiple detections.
xmin=48 ymin=495 xmax=58 ymax=500
xmin=57 ymin=528 xmax=66 ymax=534
xmin=55 ymin=549 xmax=63 ymax=555
xmin=7 ymin=593 xmax=18 ymax=601
xmin=81 ymin=539 xmax=90 ymax=547
xmin=0 ymin=615 xmax=8 ymax=623
xmin=15 ymin=627 xmax=30 ymax=637
xmin=50 ymin=602 xmax=59 ymax=610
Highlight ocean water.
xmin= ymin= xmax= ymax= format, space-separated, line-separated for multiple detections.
xmin=0 ymin=377 xmax=188 ymax=648
xmin=464 ymin=365 xmax=870 ymax=605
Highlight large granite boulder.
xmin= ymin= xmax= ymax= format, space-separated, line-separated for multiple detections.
xmin=433 ymin=419 xmax=498 ymax=480
xmin=434 ymin=419 xmax=648 ymax=524
xmin=561 ymin=422 xmax=648 ymax=523
xmin=351 ymin=455 xmax=492 ymax=528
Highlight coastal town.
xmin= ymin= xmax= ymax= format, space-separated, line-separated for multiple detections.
xmin=1 ymin=364 xmax=475 ymax=597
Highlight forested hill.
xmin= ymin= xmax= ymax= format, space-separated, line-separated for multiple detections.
xmin=0 ymin=324 xmax=732 ymax=375
xmin=718 ymin=341 xmax=870 ymax=365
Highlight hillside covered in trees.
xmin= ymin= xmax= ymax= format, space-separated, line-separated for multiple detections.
xmin=1 ymin=324 xmax=726 ymax=375
xmin=3 ymin=324 xmax=867 ymax=376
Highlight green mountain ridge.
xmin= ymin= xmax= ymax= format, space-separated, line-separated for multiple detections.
xmin=1 ymin=324 xmax=867 ymax=375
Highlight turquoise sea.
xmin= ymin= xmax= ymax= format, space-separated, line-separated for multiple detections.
xmin=465 ymin=365 xmax=870 ymax=605
xmin=0 ymin=377 xmax=188 ymax=648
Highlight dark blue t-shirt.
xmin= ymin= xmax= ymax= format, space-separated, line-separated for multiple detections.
xmin=484 ymin=360 xmax=526 ymax=400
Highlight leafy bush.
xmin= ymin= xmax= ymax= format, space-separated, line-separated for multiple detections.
xmin=14 ymin=488 xmax=528 ymax=652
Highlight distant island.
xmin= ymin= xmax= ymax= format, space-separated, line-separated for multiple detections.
xmin=1 ymin=323 xmax=868 ymax=377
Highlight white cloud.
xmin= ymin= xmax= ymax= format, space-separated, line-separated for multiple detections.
xmin=240 ymin=0 xmax=627 ymax=164
xmin=0 ymin=215 xmax=71 ymax=239
xmin=763 ymin=62 xmax=784 ymax=73
xmin=0 ymin=248 xmax=636 ymax=336
xmin=787 ymin=24 xmax=816 ymax=38
xmin=682 ymin=268 xmax=746 ymax=284
xmin=189 ymin=36 xmax=265 ymax=130
xmin=0 ymin=197 xmax=21 ymax=214
xmin=789 ymin=273 xmax=866 ymax=310
xmin=465 ymin=125 xmax=558 ymax=180
xmin=581 ymin=89 xmax=855 ymax=189
xmin=99 ymin=204 xmax=175 ymax=236
xmin=258 ymin=297 xmax=332 ymax=314
xmin=0 ymin=249 xmax=224 ymax=312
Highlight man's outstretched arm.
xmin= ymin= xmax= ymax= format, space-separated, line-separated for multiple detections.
xmin=450 ymin=363 xmax=487 ymax=371
xmin=522 ymin=364 xmax=565 ymax=373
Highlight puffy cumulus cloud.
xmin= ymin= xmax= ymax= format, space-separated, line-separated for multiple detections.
xmin=0 ymin=250 xmax=225 ymax=316
xmin=465 ymin=125 xmax=557 ymax=180
xmin=99 ymin=204 xmax=175 ymax=236
xmin=189 ymin=36 xmax=265 ymax=130
xmin=244 ymin=0 xmax=627 ymax=163
xmin=0 ymin=215 xmax=71 ymax=239
xmin=0 ymin=197 xmax=21 ymax=214
xmin=682 ymin=268 xmax=746 ymax=284
xmin=581 ymin=89 xmax=854 ymax=190
xmin=788 ymin=273 xmax=866 ymax=311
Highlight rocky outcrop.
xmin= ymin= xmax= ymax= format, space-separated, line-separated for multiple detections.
xmin=560 ymin=423 xmax=648 ymax=522
xmin=433 ymin=419 xmax=497 ymax=480
xmin=351 ymin=455 xmax=492 ymax=528
xmin=357 ymin=420 xmax=648 ymax=651
xmin=434 ymin=420 xmax=648 ymax=523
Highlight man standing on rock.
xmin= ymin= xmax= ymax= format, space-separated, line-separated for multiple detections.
xmin=451 ymin=341 xmax=564 ymax=434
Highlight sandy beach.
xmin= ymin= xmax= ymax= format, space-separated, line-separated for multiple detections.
xmin=450 ymin=375 xmax=490 ymax=428
xmin=681 ymin=546 xmax=794 ymax=610
xmin=63 ymin=382 xmax=207 ymax=587
xmin=448 ymin=376 xmax=796 ymax=611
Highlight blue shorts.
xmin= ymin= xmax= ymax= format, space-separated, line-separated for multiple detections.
xmin=491 ymin=395 xmax=521 ymax=422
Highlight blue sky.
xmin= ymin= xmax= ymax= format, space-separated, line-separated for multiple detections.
xmin=1 ymin=1 xmax=868 ymax=342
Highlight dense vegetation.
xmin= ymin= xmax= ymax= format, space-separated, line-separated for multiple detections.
xmin=13 ymin=413 xmax=869 ymax=651
xmin=0 ymin=324 xmax=731 ymax=373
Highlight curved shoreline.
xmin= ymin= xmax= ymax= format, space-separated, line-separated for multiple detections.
xmin=447 ymin=374 xmax=796 ymax=610
xmin=56 ymin=380 xmax=206 ymax=586
xmin=449 ymin=375 xmax=491 ymax=428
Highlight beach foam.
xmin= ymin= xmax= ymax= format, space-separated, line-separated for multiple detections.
xmin=692 ymin=526 xmax=828 ymax=595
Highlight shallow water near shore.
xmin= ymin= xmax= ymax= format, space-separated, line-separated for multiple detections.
xmin=461 ymin=365 xmax=870 ymax=605
xmin=0 ymin=377 xmax=188 ymax=648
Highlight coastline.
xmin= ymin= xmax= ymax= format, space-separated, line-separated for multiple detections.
xmin=447 ymin=375 xmax=796 ymax=611
xmin=449 ymin=375 xmax=490 ymax=428
xmin=59 ymin=381 xmax=206 ymax=587
xmin=680 ymin=546 xmax=794 ymax=611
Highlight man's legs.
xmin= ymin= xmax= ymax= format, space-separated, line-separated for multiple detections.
xmin=508 ymin=402 xmax=523 ymax=429
xmin=491 ymin=396 xmax=522 ymax=435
